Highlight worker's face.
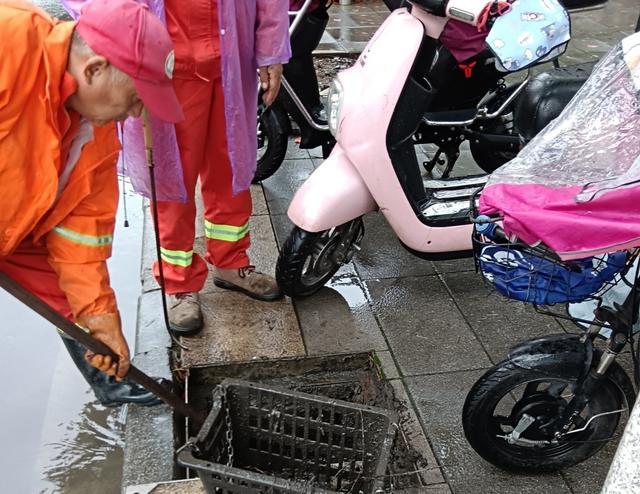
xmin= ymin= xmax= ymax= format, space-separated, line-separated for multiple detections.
xmin=72 ymin=56 xmax=144 ymax=126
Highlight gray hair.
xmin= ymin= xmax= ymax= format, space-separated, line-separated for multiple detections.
xmin=71 ymin=30 xmax=130 ymax=85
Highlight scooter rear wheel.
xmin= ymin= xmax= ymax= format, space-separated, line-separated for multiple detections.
xmin=276 ymin=219 xmax=364 ymax=297
xmin=253 ymin=103 xmax=290 ymax=183
xmin=462 ymin=359 xmax=624 ymax=472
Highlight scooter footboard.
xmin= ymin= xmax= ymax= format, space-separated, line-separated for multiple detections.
xmin=287 ymin=145 xmax=377 ymax=232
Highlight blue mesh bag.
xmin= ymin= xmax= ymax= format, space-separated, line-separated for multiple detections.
xmin=477 ymin=245 xmax=627 ymax=305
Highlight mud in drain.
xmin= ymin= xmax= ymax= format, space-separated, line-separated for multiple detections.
xmin=180 ymin=352 xmax=434 ymax=492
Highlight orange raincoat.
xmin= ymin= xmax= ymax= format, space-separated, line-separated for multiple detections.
xmin=0 ymin=1 xmax=120 ymax=319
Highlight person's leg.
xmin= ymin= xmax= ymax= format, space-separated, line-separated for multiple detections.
xmin=152 ymin=78 xmax=214 ymax=334
xmin=283 ymin=7 xmax=330 ymax=121
xmin=0 ymin=239 xmax=160 ymax=407
xmin=200 ymin=76 xmax=282 ymax=301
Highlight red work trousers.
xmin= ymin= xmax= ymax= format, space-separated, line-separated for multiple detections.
xmin=0 ymin=239 xmax=73 ymax=320
xmin=152 ymin=75 xmax=253 ymax=295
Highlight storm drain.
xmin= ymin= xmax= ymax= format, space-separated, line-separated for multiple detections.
xmin=178 ymin=379 xmax=396 ymax=493
xmin=179 ymin=352 xmax=433 ymax=492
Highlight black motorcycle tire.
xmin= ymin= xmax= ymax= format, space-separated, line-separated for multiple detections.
xmin=276 ymin=219 xmax=364 ymax=297
xmin=462 ymin=359 xmax=623 ymax=472
xmin=253 ymin=103 xmax=290 ymax=184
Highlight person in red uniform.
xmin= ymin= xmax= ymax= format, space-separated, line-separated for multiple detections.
xmin=0 ymin=0 xmax=183 ymax=405
xmin=152 ymin=0 xmax=291 ymax=334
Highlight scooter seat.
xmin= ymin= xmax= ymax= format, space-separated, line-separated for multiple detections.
xmin=514 ymin=62 xmax=596 ymax=143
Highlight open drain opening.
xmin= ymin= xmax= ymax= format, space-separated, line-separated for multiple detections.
xmin=178 ymin=352 xmax=432 ymax=492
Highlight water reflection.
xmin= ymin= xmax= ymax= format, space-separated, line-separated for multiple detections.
xmin=39 ymin=404 xmax=125 ymax=493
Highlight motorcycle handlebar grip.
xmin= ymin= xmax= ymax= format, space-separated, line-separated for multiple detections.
xmin=411 ymin=0 xmax=448 ymax=16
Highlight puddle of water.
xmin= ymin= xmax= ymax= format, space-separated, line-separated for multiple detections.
xmin=0 ymin=183 xmax=142 ymax=494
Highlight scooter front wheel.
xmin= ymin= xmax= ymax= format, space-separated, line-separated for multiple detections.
xmin=462 ymin=359 xmax=623 ymax=472
xmin=276 ymin=219 xmax=364 ymax=297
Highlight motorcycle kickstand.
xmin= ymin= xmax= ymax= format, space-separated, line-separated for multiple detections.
xmin=423 ymin=149 xmax=442 ymax=175
xmin=441 ymin=149 xmax=460 ymax=179
xmin=423 ymin=148 xmax=460 ymax=179
xmin=422 ymin=148 xmax=460 ymax=178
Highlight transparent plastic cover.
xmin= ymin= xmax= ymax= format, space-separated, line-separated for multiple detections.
xmin=480 ymin=32 xmax=640 ymax=259
xmin=487 ymin=33 xmax=640 ymax=197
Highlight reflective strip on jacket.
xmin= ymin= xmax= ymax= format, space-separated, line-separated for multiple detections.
xmin=0 ymin=1 xmax=121 ymax=318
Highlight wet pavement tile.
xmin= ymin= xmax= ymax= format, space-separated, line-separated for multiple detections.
xmin=430 ymin=257 xmax=476 ymax=275
xmin=179 ymin=290 xmax=304 ymax=367
xmin=352 ymin=213 xmax=436 ymax=280
xmin=270 ymin=212 xmax=295 ymax=250
xmin=125 ymin=479 xmax=205 ymax=494
xmin=569 ymin=37 xmax=620 ymax=57
xmin=405 ymin=370 xmax=573 ymax=494
xmin=284 ymin=144 xmax=311 ymax=160
xmin=261 ymin=158 xmax=316 ymax=215
xmin=441 ymin=271 xmax=566 ymax=364
xmin=388 ymin=379 xmax=447 ymax=486
xmin=365 ymin=276 xmax=491 ymax=376
xmin=326 ymin=26 xmax=380 ymax=43
xmin=562 ymin=429 xmax=625 ymax=494
xmin=374 ymin=349 xmax=401 ymax=380
xmin=295 ymin=274 xmax=388 ymax=354
xmin=251 ymin=184 xmax=270 ymax=216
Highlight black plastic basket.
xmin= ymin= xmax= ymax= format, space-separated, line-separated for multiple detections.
xmin=178 ymin=379 xmax=397 ymax=494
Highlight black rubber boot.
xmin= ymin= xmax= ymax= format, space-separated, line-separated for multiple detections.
xmin=61 ymin=336 xmax=163 ymax=407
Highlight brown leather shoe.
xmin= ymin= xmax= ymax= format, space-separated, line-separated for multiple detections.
xmin=167 ymin=292 xmax=204 ymax=335
xmin=213 ymin=266 xmax=283 ymax=301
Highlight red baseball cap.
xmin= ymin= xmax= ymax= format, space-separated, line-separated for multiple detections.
xmin=76 ymin=0 xmax=184 ymax=123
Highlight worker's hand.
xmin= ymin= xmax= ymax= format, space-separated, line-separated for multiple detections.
xmin=77 ymin=312 xmax=131 ymax=381
xmin=259 ymin=64 xmax=283 ymax=106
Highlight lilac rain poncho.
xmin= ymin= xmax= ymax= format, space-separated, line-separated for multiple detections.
xmin=62 ymin=0 xmax=291 ymax=201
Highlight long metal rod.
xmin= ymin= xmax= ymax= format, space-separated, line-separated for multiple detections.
xmin=0 ymin=272 xmax=205 ymax=428
xmin=142 ymin=110 xmax=171 ymax=333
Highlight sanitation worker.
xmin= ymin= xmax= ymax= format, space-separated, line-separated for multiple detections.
xmin=154 ymin=0 xmax=292 ymax=334
xmin=0 ymin=0 xmax=183 ymax=406
xmin=63 ymin=0 xmax=291 ymax=336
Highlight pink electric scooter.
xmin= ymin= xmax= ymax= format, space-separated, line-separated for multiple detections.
xmin=275 ymin=0 xmax=603 ymax=297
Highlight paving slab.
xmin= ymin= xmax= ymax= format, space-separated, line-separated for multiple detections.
xmin=179 ymin=290 xmax=304 ymax=367
xmin=405 ymin=370 xmax=572 ymax=494
xmin=441 ymin=271 xmax=566 ymax=363
xmin=125 ymin=479 xmax=204 ymax=494
xmin=562 ymin=429 xmax=625 ymax=494
xmin=374 ymin=349 xmax=401 ymax=380
xmin=352 ymin=213 xmax=436 ymax=281
xmin=365 ymin=276 xmax=492 ymax=376
xmin=261 ymin=158 xmax=316 ymax=215
xmin=295 ymin=274 xmax=388 ymax=354
xmin=122 ymin=291 xmax=175 ymax=490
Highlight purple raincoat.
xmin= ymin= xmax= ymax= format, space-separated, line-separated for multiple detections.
xmin=62 ymin=0 xmax=291 ymax=200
